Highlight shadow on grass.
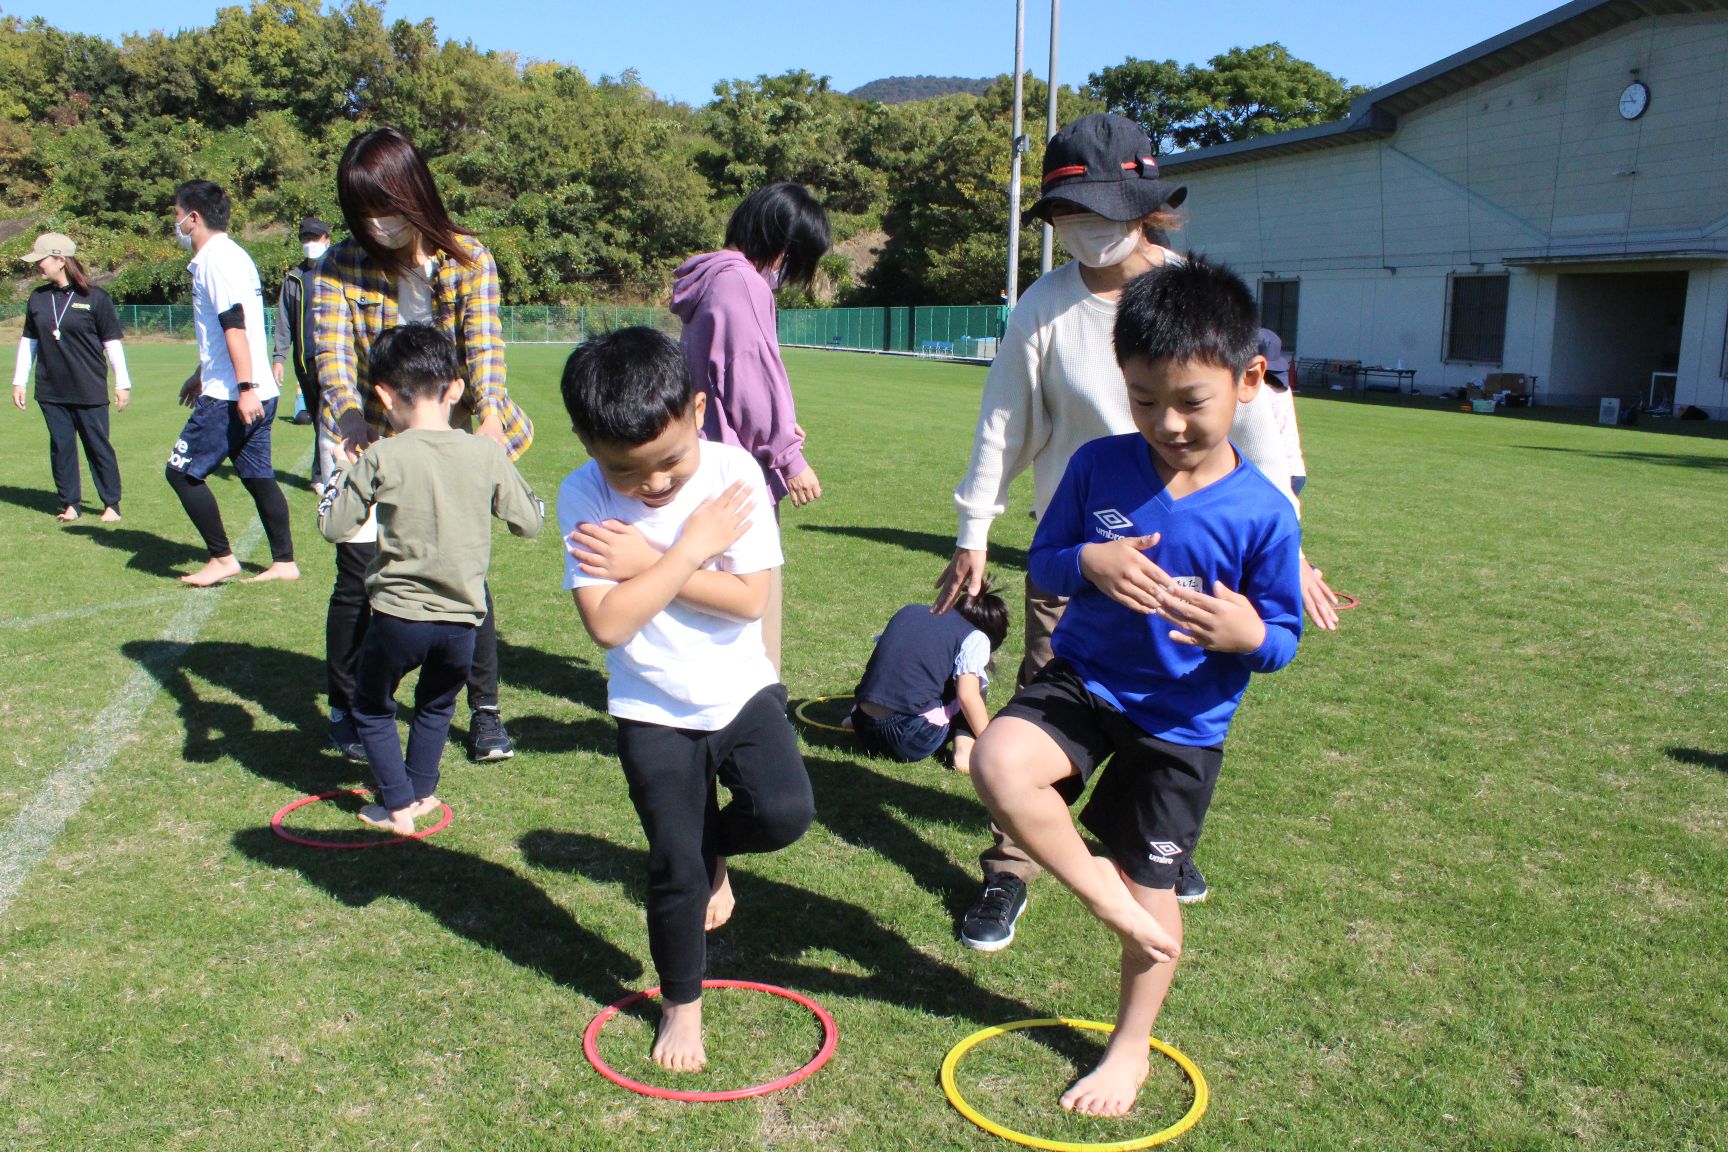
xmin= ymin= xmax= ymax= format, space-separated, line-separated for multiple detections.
xmin=805 ymin=754 xmax=984 ymax=919
xmin=520 ymin=830 xmax=1041 ymax=1032
xmin=797 ymin=523 xmax=1028 ymax=573
xmin=66 ymin=523 xmax=209 ymax=578
xmin=1513 ymin=445 xmax=1728 ymax=471
xmin=121 ymin=638 xmax=349 ymax=794
xmin=0 ymin=482 xmax=68 ymax=516
xmin=1665 ymin=747 xmax=1728 ymax=774
xmin=232 ymin=826 xmax=641 ymax=1003
xmin=497 ymin=638 xmax=609 ymax=712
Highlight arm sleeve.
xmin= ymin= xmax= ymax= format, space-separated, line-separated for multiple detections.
xmin=272 ymin=281 xmax=292 ymax=366
xmin=94 ymin=292 xmax=123 ymax=343
xmin=12 ymin=338 xmax=35 ymax=390
xmin=493 ymin=455 xmax=545 ymax=539
xmin=317 ymin=452 xmax=379 ymax=544
xmin=705 ymin=269 xmax=807 ymax=486
xmin=954 ymin=630 xmax=992 ymax=688
xmin=21 ymin=300 xmax=38 ymax=341
xmin=312 ymin=257 xmax=368 ymax=448
xmin=1231 ymin=395 xmax=1298 ymax=516
xmin=1236 ymin=522 xmax=1303 ymax=674
xmin=217 ymin=302 xmax=247 ymax=332
xmin=717 ymin=457 xmax=785 ymax=576
xmin=460 ymin=247 xmax=509 ymax=425
xmin=1026 ymin=450 xmax=1092 ymax=598
xmin=953 ymin=308 xmax=1051 ymax=551
xmin=558 ymin=470 xmax=614 ymax=591
xmin=104 ymin=341 xmax=131 ymax=391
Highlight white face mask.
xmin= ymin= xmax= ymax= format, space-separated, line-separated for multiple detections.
xmin=302 ymin=240 xmax=330 ymax=261
xmin=174 ymin=213 xmax=195 ymax=251
xmin=367 ymin=215 xmax=415 ymax=250
xmin=764 ymin=265 xmax=785 ymax=291
xmin=1053 ymin=215 xmax=1140 ymax=268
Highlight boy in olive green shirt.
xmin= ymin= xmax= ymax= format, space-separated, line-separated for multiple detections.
xmin=318 ymin=325 xmax=543 ymax=833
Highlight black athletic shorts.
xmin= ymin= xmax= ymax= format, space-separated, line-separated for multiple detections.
xmin=996 ymin=659 xmax=1224 ymax=889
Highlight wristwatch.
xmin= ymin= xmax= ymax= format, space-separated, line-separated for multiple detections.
xmin=237 ymin=381 xmax=256 ymax=393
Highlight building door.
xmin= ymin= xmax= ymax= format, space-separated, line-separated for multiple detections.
xmin=1548 ymin=272 xmax=1689 ymax=408
xmin=1260 ymin=280 xmax=1300 ymax=353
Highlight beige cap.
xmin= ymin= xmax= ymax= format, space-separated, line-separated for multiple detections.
xmin=21 ymin=232 xmax=76 ymax=262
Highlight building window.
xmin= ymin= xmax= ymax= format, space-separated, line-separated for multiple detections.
xmin=1446 ymin=274 xmax=1509 ymax=364
xmin=1259 ymin=280 xmax=1300 ymax=352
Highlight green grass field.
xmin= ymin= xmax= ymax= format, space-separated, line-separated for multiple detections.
xmin=2 ymin=345 xmax=1725 ymax=1151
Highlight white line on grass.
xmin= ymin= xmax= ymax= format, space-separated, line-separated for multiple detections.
xmin=0 ymin=450 xmax=312 ymax=920
xmin=0 ymin=593 xmax=187 ymax=631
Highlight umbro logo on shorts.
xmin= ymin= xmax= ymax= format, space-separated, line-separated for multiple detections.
xmin=1147 ymin=840 xmax=1183 ymax=865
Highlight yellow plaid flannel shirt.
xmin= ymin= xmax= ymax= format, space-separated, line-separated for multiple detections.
xmin=312 ymin=234 xmax=533 ymax=460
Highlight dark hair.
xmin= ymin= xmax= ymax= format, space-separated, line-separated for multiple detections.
xmin=58 ymin=254 xmax=92 ymax=295
xmin=954 ymin=583 xmax=1011 ymax=652
xmin=337 ymin=127 xmax=472 ymax=270
xmin=1114 ymin=253 xmax=1260 ymax=378
xmin=561 ymin=327 xmax=695 ymax=446
xmin=174 ymin=180 xmax=232 ymax=231
xmin=368 ymin=325 xmax=461 ymax=405
xmin=723 ymin=182 xmax=831 ymax=290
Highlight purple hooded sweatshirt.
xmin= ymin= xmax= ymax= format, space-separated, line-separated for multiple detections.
xmin=670 ymin=249 xmax=807 ymax=503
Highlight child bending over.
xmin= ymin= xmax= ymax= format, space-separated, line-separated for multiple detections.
xmin=850 ymin=585 xmax=1009 ymax=772
xmin=970 ymin=255 xmax=1302 ymax=1117
xmin=318 ymin=325 xmax=543 ymax=834
xmin=558 ymin=327 xmax=813 ymax=1073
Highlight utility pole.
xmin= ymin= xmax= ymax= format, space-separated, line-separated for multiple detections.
xmin=1006 ymin=0 xmax=1028 ymax=307
xmin=1040 ymin=0 xmax=1061 ymax=274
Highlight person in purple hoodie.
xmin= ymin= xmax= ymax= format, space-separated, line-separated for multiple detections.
xmin=670 ymin=183 xmax=831 ymax=673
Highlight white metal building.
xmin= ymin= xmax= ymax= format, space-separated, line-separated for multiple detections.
xmin=1160 ymin=0 xmax=1728 ymax=412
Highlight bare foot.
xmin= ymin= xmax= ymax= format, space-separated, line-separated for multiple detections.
xmin=651 ymin=999 xmax=707 ymax=1072
xmin=100 ymin=507 xmax=122 ymax=523
xmin=1088 ymin=856 xmax=1180 ymax=966
xmin=1060 ymin=1044 xmax=1151 ymax=1117
xmin=56 ymin=507 xmax=79 ymax=522
xmin=952 ymin=734 xmax=975 ymax=774
xmin=405 ymin=796 xmax=441 ymax=820
xmin=181 ymin=555 xmax=243 ymax=586
xmin=705 ymin=859 xmax=735 ymax=931
xmin=245 ymin=562 xmax=301 ymax=583
xmin=358 ymin=804 xmax=416 ymax=836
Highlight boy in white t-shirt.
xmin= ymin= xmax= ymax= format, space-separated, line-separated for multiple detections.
xmin=557 ymin=327 xmax=812 ymax=1074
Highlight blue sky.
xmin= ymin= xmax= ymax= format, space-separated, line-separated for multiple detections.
xmin=5 ymin=0 xmax=1566 ymax=108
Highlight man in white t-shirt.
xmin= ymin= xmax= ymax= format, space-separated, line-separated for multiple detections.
xmin=164 ymin=180 xmax=298 ymax=586
xmin=558 ymin=327 xmax=812 ymax=1076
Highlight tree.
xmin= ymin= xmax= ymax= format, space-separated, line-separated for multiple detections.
xmin=1087 ymin=44 xmax=1367 ymax=153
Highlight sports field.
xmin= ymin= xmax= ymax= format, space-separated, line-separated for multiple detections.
xmin=1 ymin=345 xmax=1724 ymax=1151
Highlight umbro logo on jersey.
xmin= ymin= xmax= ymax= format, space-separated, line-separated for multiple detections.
xmin=1093 ymin=509 xmax=1133 ymax=532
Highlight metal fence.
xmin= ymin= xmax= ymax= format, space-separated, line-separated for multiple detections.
xmin=0 ymin=302 xmax=1007 ymax=359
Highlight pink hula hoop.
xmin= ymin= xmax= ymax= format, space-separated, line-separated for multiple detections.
xmin=1333 ymin=593 xmax=1360 ymax=610
xmin=270 ymin=789 xmax=453 ymax=850
xmin=583 ymin=979 xmax=838 ymax=1102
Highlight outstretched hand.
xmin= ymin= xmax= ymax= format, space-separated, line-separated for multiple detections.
xmin=1156 ymin=580 xmax=1267 ymax=653
xmin=1302 ymin=558 xmax=1340 ymax=631
xmin=1078 ymin=534 xmax=1167 ymax=614
xmin=934 ymin=547 xmax=987 ymax=614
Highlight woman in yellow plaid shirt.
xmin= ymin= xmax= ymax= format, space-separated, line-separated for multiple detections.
xmin=313 ymin=126 xmax=534 ymax=764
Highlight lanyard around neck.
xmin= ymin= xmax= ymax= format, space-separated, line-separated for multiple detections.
xmin=49 ymin=288 xmax=75 ymax=341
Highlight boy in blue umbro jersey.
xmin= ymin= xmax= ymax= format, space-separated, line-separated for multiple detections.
xmin=970 ymin=253 xmax=1302 ymax=1119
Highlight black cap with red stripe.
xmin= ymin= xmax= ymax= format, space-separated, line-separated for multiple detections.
xmin=1022 ymin=113 xmax=1187 ymax=226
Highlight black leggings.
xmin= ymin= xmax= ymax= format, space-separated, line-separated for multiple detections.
xmin=327 ymin=539 xmax=499 ymax=713
xmin=164 ymin=466 xmax=294 ymax=562
xmin=615 ymin=684 xmax=812 ymax=1005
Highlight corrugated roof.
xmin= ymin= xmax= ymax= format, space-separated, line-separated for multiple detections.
xmin=1160 ymin=0 xmax=1728 ymax=174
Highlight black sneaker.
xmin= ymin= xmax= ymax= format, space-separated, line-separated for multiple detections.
xmin=1175 ymin=859 xmax=1209 ymax=905
xmin=467 ymin=708 xmax=515 ymax=761
xmin=328 ymin=710 xmax=366 ymax=764
xmin=960 ymin=874 xmax=1028 ymax=952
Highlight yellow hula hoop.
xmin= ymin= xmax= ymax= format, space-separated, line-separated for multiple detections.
xmin=792 ymin=693 xmax=855 ymax=735
xmin=940 ymin=1018 xmax=1209 ymax=1152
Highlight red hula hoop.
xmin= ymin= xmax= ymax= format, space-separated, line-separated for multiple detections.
xmin=270 ymin=789 xmax=453 ymax=849
xmin=1333 ymin=593 xmax=1360 ymax=610
xmin=583 ymin=979 xmax=838 ymax=1102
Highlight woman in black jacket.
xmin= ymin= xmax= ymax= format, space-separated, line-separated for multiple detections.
xmin=10 ymin=233 xmax=132 ymax=522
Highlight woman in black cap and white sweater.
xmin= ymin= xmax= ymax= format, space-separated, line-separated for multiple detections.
xmin=10 ymin=232 xmax=131 ymax=522
xmin=934 ymin=113 xmax=1337 ymax=950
